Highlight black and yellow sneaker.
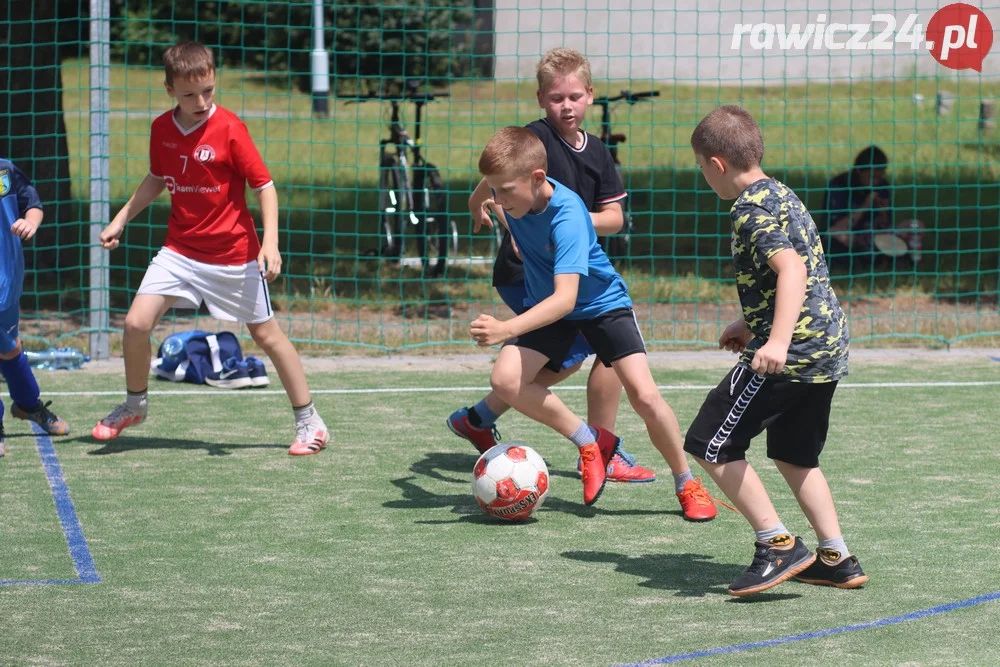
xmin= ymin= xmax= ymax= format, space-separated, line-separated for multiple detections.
xmin=794 ymin=550 xmax=868 ymax=589
xmin=728 ymin=535 xmax=816 ymax=597
xmin=12 ymin=400 xmax=70 ymax=436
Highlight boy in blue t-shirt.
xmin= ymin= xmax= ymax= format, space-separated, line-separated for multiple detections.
xmin=0 ymin=158 xmax=71 ymax=456
xmin=470 ymin=127 xmax=709 ymax=509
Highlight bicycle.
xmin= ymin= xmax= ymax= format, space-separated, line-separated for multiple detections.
xmin=592 ymin=89 xmax=660 ymax=264
xmin=347 ymin=83 xmax=458 ymax=276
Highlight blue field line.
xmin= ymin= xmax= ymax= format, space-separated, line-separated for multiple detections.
xmin=621 ymin=590 xmax=1000 ymax=666
xmin=0 ymin=424 xmax=100 ymax=586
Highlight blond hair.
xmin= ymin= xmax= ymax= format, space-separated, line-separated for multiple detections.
xmin=536 ymin=47 xmax=593 ymax=91
xmin=479 ymin=127 xmax=548 ymax=177
xmin=690 ymin=105 xmax=764 ymax=170
xmin=163 ymin=41 xmax=216 ymax=87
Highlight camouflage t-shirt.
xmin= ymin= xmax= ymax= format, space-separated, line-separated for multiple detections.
xmin=731 ymin=178 xmax=849 ymax=382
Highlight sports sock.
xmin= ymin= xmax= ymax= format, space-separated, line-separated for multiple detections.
xmin=0 ymin=352 xmax=41 ymax=412
xmin=755 ymin=523 xmax=790 ymax=543
xmin=568 ymin=420 xmax=597 ymax=448
xmin=126 ymin=389 xmax=148 ymax=412
xmin=292 ymin=401 xmax=318 ymax=424
xmin=468 ymin=399 xmax=498 ymax=428
xmin=817 ymin=536 xmax=850 ymax=563
xmin=672 ymin=469 xmax=695 ymax=494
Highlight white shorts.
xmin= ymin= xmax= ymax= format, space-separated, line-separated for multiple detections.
xmin=137 ymin=247 xmax=273 ymax=324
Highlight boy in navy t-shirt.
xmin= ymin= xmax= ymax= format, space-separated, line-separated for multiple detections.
xmin=470 ymin=126 xmax=710 ymax=511
xmin=0 ymin=157 xmax=71 ymax=456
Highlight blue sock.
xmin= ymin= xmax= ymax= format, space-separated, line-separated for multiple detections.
xmin=1 ymin=352 xmax=40 ymax=412
xmin=470 ymin=399 xmax=499 ymax=428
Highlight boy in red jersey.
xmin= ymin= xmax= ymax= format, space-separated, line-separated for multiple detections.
xmin=93 ymin=42 xmax=329 ymax=456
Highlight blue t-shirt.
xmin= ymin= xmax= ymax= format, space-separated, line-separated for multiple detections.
xmin=504 ymin=179 xmax=631 ymax=319
xmin=0 ymin=158 xmax=42 ymax=311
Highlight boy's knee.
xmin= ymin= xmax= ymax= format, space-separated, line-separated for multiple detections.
xmin=123 ymin=313 xmax=154 ymax=337
xmin=490 ymin=368 xmax=522 ymax=404
xmin=629 ymin=388 xmax=663 ymax=420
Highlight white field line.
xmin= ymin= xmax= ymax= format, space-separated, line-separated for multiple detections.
xmin=47 ymin=380 xmax=1000 ymax=397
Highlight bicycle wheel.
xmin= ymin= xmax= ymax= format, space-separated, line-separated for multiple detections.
xmin=413 ymin=161 xmax=455 ymax=276
xmin=378 ymin=157 xmax=404 ymax=259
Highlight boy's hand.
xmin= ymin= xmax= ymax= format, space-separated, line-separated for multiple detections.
xmin=750 ymin=339 xmax=788 ymax=375
xmin=719 ymin=320 xmax=753 ymax=353
xmin=257 ymin=242 xmax=282 ymax=282
xmin=99 ymin=220 xmax=126 ymax=250
xmin=10 ymin=218 xmax=40 ymax=241
xmin=470 ymin=314 xmax=513 ymax=347
xmin=473 ymin=198 xmax=506 ymax=233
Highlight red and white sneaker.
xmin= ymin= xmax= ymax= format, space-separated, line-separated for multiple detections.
xmin=676 ymin=477 xmax=719 ymax=522
xmin=576 ymin=446 xmax=656 ymax=483
xmin=289 ymin=421 xmax=330 ymax=456
xmin=92 ymin=402 xmax=147 ymax=441
xmin=446 ymin=407 xmax=500 ymax=454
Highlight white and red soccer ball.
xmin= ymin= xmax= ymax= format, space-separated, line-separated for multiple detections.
xmin=472 ymin=443 xmax=549 ymax=520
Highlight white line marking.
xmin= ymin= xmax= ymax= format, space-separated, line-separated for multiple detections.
xmin=45 ymin=380 xmax=1000 ymax=397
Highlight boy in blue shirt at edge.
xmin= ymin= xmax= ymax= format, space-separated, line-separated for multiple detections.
xmin=0 ymin=157 xmax=71 ymax=457
xmin=469 ymin=127 xmax=711 ymax=509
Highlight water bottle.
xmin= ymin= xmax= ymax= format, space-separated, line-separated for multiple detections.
xmin=25 ymin=347 xmax=90 ymax=370
xmin=161 ymin=335 xmax=186 ymax=361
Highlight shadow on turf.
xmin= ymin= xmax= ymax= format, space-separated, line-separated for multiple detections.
xmin=561 ymin=550 xmax=803 ymax=600
xmin=386 ymin=451 xmax=682 ymax=520
xmin=68 ymin=436 xmax=287 ymax=457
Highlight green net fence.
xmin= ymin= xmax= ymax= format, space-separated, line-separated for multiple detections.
xmin=4 ymin=1 xmax=999 ymax=355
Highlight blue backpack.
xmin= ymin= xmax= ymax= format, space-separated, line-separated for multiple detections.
xmin=151 ymin=330 xmax=245 ymax=385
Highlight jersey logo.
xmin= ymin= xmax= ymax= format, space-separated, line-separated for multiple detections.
xmin=0 ymin=169 xmax=9 ymax=196
xmin=193 ymin=144 xmax=216 ymax=163
xmin=164 ymin=175 xmax=176 ymax=194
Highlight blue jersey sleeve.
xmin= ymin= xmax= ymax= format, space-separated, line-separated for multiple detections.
xmin=9 ymin=161 xmax=42 ymax=216
xmin=550 ymin=199 xmax=590 ymax=276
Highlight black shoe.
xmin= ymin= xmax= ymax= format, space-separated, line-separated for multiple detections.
xmin=728 ymin=535 xmax=815 ymax=597
xmin=794 ymin=551 xmax=868 ymax=589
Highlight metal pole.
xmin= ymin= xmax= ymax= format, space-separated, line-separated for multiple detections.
xmin=311 ymin=0 xmax=330 ymax=117
xmin=88 ymin=0 xmax=111 ymax=360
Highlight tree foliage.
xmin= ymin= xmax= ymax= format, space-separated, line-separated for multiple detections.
xmin=109 ymin=0 xmax=483 ymax=94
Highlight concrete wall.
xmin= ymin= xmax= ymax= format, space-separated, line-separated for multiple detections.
xmin=493 ymin=0 xmax=1000 ymax=83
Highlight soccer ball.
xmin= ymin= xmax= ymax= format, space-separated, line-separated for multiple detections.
xmin=472 ymin=443 xmax=550 ymax=521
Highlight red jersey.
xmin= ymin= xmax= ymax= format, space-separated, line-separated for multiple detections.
xmin=149 ymin=105 xmax=273 ymax=264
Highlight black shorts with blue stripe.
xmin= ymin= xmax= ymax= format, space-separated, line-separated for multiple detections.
xmin=683 ymin=364 xmax=838 ymax=468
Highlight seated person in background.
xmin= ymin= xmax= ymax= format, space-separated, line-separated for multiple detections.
xmin=823 ymin=145 xmax=894 ymax=272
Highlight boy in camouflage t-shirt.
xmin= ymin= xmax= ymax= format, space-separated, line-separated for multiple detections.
xmin=685 ymin=105 xmax=867 ymax=597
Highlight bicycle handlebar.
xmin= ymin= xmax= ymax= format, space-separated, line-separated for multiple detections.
xmin=593 ymin=90 xmax=660 ymax=105
xmin=343 ymin=91 xmax=450 ymax=105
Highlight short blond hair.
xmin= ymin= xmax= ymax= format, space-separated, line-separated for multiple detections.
xmin=479 ymin=127 xmax=548 ymax=178
xmin=536 ymin=47 xmax=593 ymax=92
xmin=690 ymin=105 xmax=764 ymax=171
xmin=163 ymin=41 xmax=216 ymax=87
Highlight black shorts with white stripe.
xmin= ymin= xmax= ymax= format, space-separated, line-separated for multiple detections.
xmin=683 ymin=364 xmax=839 ymax=468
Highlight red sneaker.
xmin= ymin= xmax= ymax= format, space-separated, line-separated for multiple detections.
xmin=592 ymin=426 xmax=621 ymax=467
xmin=676 ymin=477 xmax=719 ymax=522
xmin=579 ymin=443 xmax=607 ymax=505
xmin=576 ymin=446 xmax=656 ymax=483
xmin=447 ymin=408 xmax=499 ymax=454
